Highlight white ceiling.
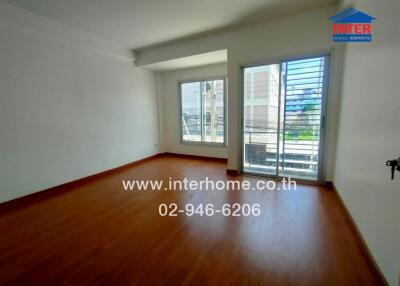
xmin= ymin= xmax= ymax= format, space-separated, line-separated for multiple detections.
xmin=3 ymin=0 xmax=336 ymax=50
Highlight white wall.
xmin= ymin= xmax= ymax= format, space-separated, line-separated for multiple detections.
xmin=0 ymin=2 xmax=160 ymax=203
xmin=334 ymin=0 xmax=400 ymax=285
xmin=138 ymin=5 xmax=343 ymax=180
xmin=158 ymin=63 xmax=228 ymax=158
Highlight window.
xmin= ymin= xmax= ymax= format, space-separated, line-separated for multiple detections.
xmin=180 ymin=79 xmax=225 ymax=144
xmin=243 ymin=55 xmax=330 ymax=181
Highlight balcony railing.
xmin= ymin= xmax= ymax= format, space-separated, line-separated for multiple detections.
xmin=244 ymin=131 xmax=319 ymax=179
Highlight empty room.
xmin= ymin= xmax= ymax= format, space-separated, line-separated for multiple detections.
xmin=0 ymin=0 xmax=399 ymax=285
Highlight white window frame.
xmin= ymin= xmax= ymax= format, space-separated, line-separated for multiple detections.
xmin=178 ymin=77 xmax=227 ymax=146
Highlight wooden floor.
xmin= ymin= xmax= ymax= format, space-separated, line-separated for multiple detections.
xmin=0 ymin=155 xmax=383 ymax=286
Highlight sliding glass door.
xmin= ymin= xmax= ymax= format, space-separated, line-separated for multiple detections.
xmin=242 ymin=55 xmax=329 ymax=181
xmin=243 ymin=63 xmax=281 ymax=176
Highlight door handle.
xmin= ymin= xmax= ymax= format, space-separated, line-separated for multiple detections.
xmin=386 ymin=157 xmax=400 ymax=180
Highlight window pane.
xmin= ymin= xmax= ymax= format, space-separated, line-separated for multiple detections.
xmin=202 ymin=80 xmax=224 ymax=143
xmin=180 ymin=79 xmax=225 ymax=144
xmin=243 ymin=64 xmax=280 ymax=175
xmin=278 ymin=56 xmax=325 ymax=181
xmin=181 ymin=82 xmax=201 ymax=142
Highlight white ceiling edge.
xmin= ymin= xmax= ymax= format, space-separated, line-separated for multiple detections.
xmin=140 ymin=49 xmax=227 ymax=72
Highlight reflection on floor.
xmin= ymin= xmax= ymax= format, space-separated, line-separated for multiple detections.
xmin=0 ymin=155 xmax=383 ymax=285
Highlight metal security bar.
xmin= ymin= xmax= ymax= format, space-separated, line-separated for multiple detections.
xmin=279 ymin=57 xmax=325 ymax=180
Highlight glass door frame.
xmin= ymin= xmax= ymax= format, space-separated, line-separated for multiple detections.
xmin=239 ymin=51 xmax=332 ymax=184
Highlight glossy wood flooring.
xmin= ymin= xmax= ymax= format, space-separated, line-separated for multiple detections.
xmin=0 ymin=156 xmax=383 ymax=285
